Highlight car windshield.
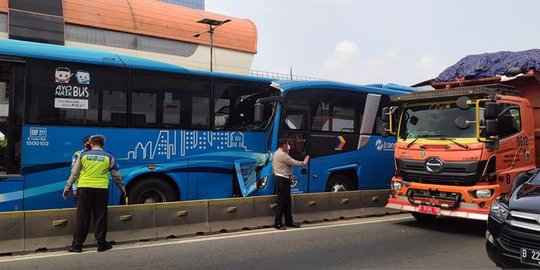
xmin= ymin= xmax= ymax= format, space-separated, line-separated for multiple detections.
xmin=398 ymin=102 xmax=479 ymax=140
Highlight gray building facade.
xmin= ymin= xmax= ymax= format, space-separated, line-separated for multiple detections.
xmin=158 ymin=0 xmax=204 ymax=10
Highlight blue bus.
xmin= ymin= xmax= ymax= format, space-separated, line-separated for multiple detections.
xmin=0 ymin=38 xmax=413 ymax=211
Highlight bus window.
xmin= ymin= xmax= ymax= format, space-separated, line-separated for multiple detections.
xmin=26 ymin=60 xmax=127 ymax=126
xmin=312 ymin=102 xmax=330 ymax=131
xmin=131 ymin=70 xmax=211 ymax=129
xmin=213 ymin=78 xmax=276 ymax=130
xmin=192 ymin=96 xmax=210 ymax=129
xmin=332 ymin=106 xmax=355 ymax=133
xmin=284 ymin=111 xmax=307 ymax=130
xmin=306 ymin=89 xmax=364 ymax=134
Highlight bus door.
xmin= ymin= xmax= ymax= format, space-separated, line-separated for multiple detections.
xmin=278 ymin=107 xmax=310 ymax=193
xmin=0 ymin=61 xmax=24 ymax=211
xmin=0 ymin=61 xmax=23 ymax=175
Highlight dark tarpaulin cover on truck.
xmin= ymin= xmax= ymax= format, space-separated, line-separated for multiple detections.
xmin=435 ymin=49 xmax=540 ymax=82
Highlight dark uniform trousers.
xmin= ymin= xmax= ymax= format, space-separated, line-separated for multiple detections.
xmin=72 ymin=188 xmax=109 ymax=248
xmin=274 ymin=176 xmax=294 ymax=226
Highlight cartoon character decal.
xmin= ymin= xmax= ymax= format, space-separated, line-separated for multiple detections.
xmin=55 ymin=67 xmax=73 ymax=84
xmin=75 ymin=70 xmax=91 ymax=84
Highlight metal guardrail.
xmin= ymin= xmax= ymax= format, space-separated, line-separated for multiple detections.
xmin=249 ymin=69 xmax=324 ymax=81
xmin=0 ymin=190 xmax=397 ymax=255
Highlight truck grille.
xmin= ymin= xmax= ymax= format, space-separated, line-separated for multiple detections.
xmin=397 ymin=159 xmax=485 ymax=186
xmin=407 ymin=189 xmax=461 ymax=208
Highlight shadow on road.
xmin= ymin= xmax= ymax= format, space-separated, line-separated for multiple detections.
xmin=394 ymin=215 xmax=486 ymax=237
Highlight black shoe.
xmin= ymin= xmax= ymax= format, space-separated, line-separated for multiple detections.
xmin=286 ymin=222 xmax=301 ymax=228
xmin=97 ymin=243 xmax=112 ymax=252
xmin=67 ymin=246 xmax=82 ymax=253
xmin=274 ymin=224 xmax=287 ymax=230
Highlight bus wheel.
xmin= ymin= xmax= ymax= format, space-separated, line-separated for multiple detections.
xmin=411 ymin=212 xmax=436 ymax=222
xmin=128 ymin=177 xmax=178 ymax=204
xmin=327 ymin=174 xmax=356 ymax=192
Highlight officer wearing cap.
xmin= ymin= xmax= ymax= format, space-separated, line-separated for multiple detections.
xmin=62 ymin=134 xmax=126 ymax=253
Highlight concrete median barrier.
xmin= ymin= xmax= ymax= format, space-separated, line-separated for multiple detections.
xmin=292 ymin=193 xmax=332 ymax=223
xmin=359 ymin=190 xmax=399 ymax=216
xmin=327 ymin=191 xmax=365 ymax=219
xmin=23 ymin=208 xmax=77 ymax=252
xmin=208 ymin=197 xmax=257 ymax=232
xmin=252 ymin=195 xmax=278 ymax=227
xmin=0 ymin=211 xmax=24 ymax=254
xmin=154 ymin=200 xmax=209 ymax=238
xmin=0 ymin=189 xmax=396 ymax=255
xmin=107 ymin=204 xmax=156 ymax=243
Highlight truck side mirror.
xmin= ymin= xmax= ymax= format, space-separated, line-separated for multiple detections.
xmin=486 ymin=138 xmax=499 ymax=150
xmin=485 ymin=102 xmax=498 ymax=120
xmin=485 ymin=119 xmax=498 ymax=137
xmin=456 ymin=96 xmax=472 ymax=110
xmin=254 ymin=102 xmax=264 ymax=122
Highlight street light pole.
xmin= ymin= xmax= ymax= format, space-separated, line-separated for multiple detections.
xmin=209 ymin=27 xmax=214 ymax=72
xmin=193 ymin=18 xmax=231 ymax=72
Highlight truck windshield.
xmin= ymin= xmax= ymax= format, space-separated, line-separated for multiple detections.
xmin=398 ymin=103 xmax=478 ymax=140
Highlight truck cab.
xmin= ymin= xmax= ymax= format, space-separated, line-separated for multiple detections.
xmin=385 ymin=75 xmax=540 ymax=221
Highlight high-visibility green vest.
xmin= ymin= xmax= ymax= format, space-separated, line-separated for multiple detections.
xmin=77 ymin=149 xmax=117 ymax=189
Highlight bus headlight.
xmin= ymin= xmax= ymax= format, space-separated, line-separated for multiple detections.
xmin=392 ymin=181 xmax=403 ymax=191
xmin=489 ymin=199 xmax=508 ymax=222
xmin=258 ymin=176 xmax=268 ymax=189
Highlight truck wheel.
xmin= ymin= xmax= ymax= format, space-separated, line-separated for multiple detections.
xmin=128 ymin=177 xmax=178 ymax=204
xmin=411 ymin=212 xmax=436 ymax=222
xmin=326 ymin=174 xmax=357 ymax=192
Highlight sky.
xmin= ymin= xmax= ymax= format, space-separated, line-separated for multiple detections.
xmin=205 ymin=0 xmax=540 ymax=86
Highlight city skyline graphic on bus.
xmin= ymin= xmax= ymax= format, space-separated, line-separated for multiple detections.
xmin=125 ymin=130 xmax=251 ymax=160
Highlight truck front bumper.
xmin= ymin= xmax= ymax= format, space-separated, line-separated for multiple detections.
xmin=386 ymin=195 xmax=489 ymax=220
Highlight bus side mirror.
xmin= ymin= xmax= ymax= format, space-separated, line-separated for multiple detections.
xmin=381 ymin=106 xmax=396 ymax=136
xmin=382 ymin=122 xmax=390 ymax=138
xmin=381 ymin=107 xmax=389 ymax=123
xmin=254 ymin=102 xmax=264 ymax=122
xmin=485 ymin=102 xmax=498 ymax=120
xmin=485 ymin=119 xmax=498 ymax=137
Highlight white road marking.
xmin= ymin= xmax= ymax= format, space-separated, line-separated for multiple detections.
xmin=0 ymin=214 xmax=412 ymax=263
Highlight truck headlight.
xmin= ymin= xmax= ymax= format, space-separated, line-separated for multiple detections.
xmin=489 ymin=199 xmax=508 ymax=222
xmin=392 ymin=181 xmax=402 ymax=191
xmin=473 ymin=189 xmax=492 ymax=199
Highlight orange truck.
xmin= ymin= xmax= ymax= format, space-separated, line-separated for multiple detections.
xmin=383 ymin=51 xmax=540 ymax=221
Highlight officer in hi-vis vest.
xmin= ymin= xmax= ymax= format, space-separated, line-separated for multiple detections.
xmin=62 ymin=134 xmax=126 ymax=253
xmin=69 ymin=135 xmax=92 ymax=201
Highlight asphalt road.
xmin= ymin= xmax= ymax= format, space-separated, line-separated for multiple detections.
xmin=0 ymin=214 xmax=495 ymax=270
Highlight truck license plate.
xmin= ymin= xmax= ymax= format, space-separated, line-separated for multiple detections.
xmin=521 ymin=248 xmax=540 ymax=266
xmin=418 ymin=205 xmax=441 ymax=215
